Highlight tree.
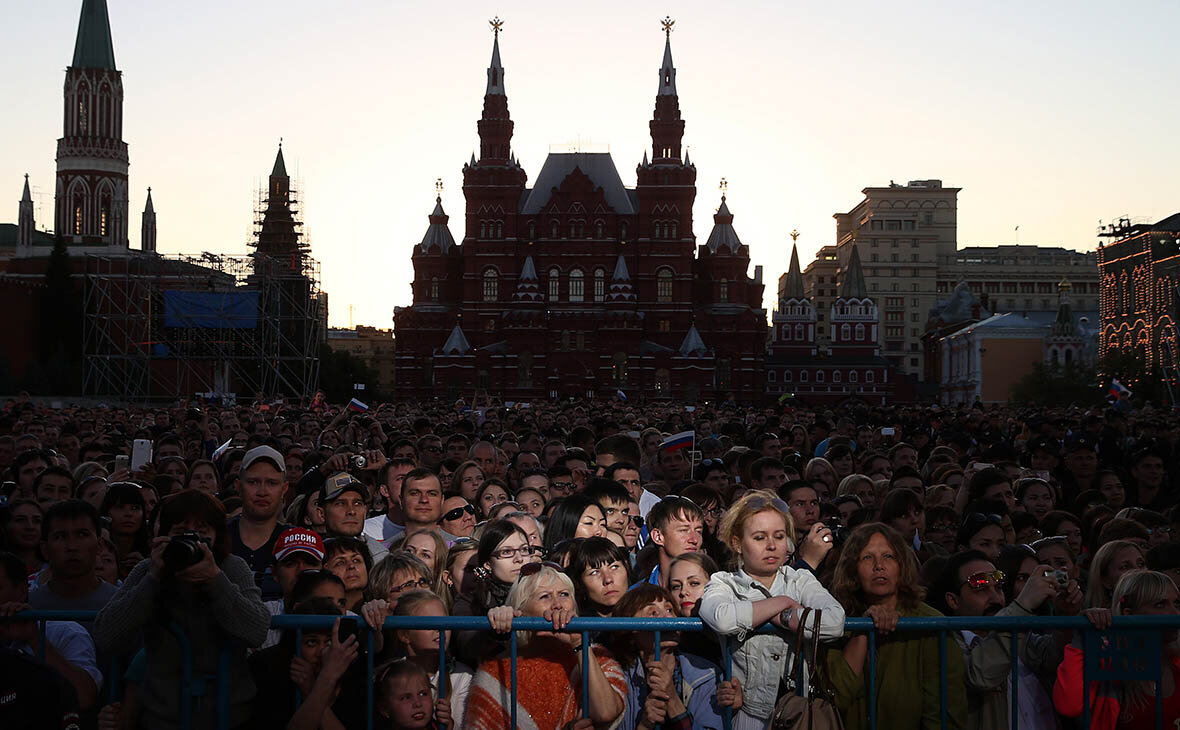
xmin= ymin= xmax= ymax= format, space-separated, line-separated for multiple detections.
xmin=317 ymin=344 xmax=385 ymax=403
xmin=32 ymin=235 xmax=83 ymax=394
xmin=1010 ymin=362 xmax=1105 ymax=406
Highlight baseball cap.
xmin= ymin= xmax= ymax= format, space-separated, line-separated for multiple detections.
xmin=319 ymin=472 xmax=368 ymax=504
xmin=1064 ymin=436 xmax=1098 ymax=454
xmin=273 ymin=527 xmax=325 ymax=562
xmin=242 ymin=445 xmax=285 ymax=473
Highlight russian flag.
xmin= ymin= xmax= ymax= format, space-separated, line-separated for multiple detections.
xmin=659 ymin=430 xmax=695 ymax=452
xmin=347 ymin=398 xmax=369 ymax=412
xmin=1109 ymin=379 xmax=1132 ymax=400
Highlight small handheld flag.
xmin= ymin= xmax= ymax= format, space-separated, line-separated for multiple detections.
xmin=1108 ymin=379 xmax=1132 ymax=400
xmin=659 ymin=430 xmax=695 ymax=453
xmin=616 ymin=389 xmax=627 ymax=402
xmin=347 ymin=398 xmax=369 ymax=412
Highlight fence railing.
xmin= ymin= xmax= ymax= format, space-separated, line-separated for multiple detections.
xmin=10 ymin=611 xmax=1179 ymax=730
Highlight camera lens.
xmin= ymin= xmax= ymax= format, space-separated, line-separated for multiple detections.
xmin=351 ymin=454 xmax=367 ymax=469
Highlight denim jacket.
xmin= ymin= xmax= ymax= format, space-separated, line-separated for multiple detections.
xmin=699 ymin=566 xmax=845 ymax=720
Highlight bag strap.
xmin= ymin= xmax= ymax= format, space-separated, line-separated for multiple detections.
xmin=788 ymin=606 xmax=812 ymax=689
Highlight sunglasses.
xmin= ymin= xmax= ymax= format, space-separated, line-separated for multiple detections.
xmin=630 ymin=515 xmax=645 ymax=528
xmin=961 ymin=570 xmax=1005 ymax=591
xmin=518 ymin=560 xmax=563 ymax=578
xmin=551 ymin=481 xmax=576 ymax=493
xmin=439 ymin=504 xmax=477 ymax=523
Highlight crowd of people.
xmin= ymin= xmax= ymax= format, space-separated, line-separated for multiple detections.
xmin=1 ymin=394 xmax=1179 ymax=730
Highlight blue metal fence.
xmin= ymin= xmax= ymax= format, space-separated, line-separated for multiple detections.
xmin=9 ymin=611 xmax=1180 ymax=730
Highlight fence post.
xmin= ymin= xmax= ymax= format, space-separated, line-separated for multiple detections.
xmin=939 ymin=631 xmax=947 ymax=730
xmin=509 ymin=626 xmax=518 ymax=730
xmin=366 ymin=628 xmax=375 ymax=730
xmin=581 ymin=630 xmax=591 ymax=720
xmin=868 ymin=630 xmax=877 ymax=730
xmin=722 ymin=636 xmax=733 ymax=730
xmin=1010 ymin=630 xmax=1019 ymax=730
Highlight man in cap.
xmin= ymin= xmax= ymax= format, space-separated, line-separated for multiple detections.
xmin=313 ymin=472 xmax=389 ymax=563
xmin=229 ymin=445 xmax=291 ymax=601
xmin=260 ymin=527 xmax=325 ymax=648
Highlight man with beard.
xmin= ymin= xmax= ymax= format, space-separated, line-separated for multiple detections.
xmin=933 ymin=550 xmax=1073 ymax=730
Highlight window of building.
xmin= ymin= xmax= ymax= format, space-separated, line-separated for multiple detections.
xmin=657 ymin=268 xmax=674 ymax=302
xmin=715 ymin=358 xmax=731 ymax=389
xmin=518 ymin=352 xmax=533 ymax=387
xmin=482 ymin=268 xmax=499 ymax=301
xmin=871 ymin=283 xmax=879 ymax=292
xmin=833 ymin=370 xmax=842 ymax=383
xmin=551 ymin=220 xmax=559 ymax=238
xmin=866 ymin=370 xmax=875 ymax=383
xmin=849 ymin=370 xmax=858 ymax=383
xmin=569 ymin=269 xmax=584 ymax=302
xmin=548 ymin=268 xmax=560 ymax=301
xmin=855 ymin=323 xmax=866 ymax=340
xmin=911 ymin=239 xmax=920 ymax=247
xmin=816 ymin=370 xmax=825 ymax=383
xmin=841 ymin=323 xmax=851 ymax=340
xmin=478 ymin=369 xmax=490 ymax=390
xmin=911 ymin=253 xmax=919 ymax=262
xmin=74 ymin=205 xmax=82 ymax=235
xmin=784 ymin=370 xmax=792 ymax=382
xmin=911 ymin=312 xmax=920 ymax=322
xmin=528 ymin=221 xmax=536 ymax=239
xmin=484 ymin=319 xmax=496 ymax=332
xmin=561 ymin=330 xmax=571 ymax=350
xmin=423 ymin=360 xmax=433 ymax=386
xmin=891 ymin=238 xmax=899 ymax=247
xmin=923 ymin=213 xmax=933 ymax=225
xmin=595 ymin=220 xmax=604 ymax=238
xmin=887 ymin=220 xmax=901 ymax=231
xmin=891 ymin=254 xmax=899 ymax=263
xmin=593 ymin=268 xmax=605 ymax=301
xmin=911 ymin=284 xmax=919 ymax=292
xmin=658 ymin=320 xmax=671 ymax=333
xmin=576 ymin=332 xmax=585 ymax=350
xmin=871 ymin=220 xmax=883 ymax=231
xmin=719 ymin=278 xmax=729 ymax=303
xmin=795 ymin=323 xmax=804 ymax=340
xmin=768 ymin=370 xmax=777 ymax=382
xmin=430 ymin=277 xmax=439 ymax=302
xmin=620 ymin=222 xmax=628 ymax=240
xmin=800 ymin=370 xmax=809 ymax=383
xmin=613 ymin=352 xmax=628 ymax=384
xmin=655 ymin=368 xmax=670 ymax=395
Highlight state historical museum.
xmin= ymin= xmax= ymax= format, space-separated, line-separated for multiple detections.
xmin=394 ymin=22 xmax=768 ymax=403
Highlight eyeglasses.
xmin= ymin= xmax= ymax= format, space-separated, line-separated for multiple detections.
xmin=492 ymin=544 xmax=539 ymax=560
xmin=630 ymin=515 xmax=645 ymax=528
xmin=518 ymin=560 xmax=563 ymax=578
xmin=747 ymin=495 xmax=790 ymax=512
xmin=961 ymin=570 xmax=1005 ymax=591
xmin=439 ymin=504 xmax=477 ymax=523
xmin=390 ymin=577 xmax=432 ymax=594
xmin=551 ymin=481 xmax=576 ymax=493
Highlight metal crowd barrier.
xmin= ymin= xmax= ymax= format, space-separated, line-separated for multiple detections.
xmin=9 ymin=611 xmax=1179 ymax=730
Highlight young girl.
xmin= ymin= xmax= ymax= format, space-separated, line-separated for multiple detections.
xmin=391 ymin=590 xmax=474 ymax=728
xmin=699 ymin=490 xmax=846 ymax=729
xmin=440 ymin=538 xmax=478 ymax=611
xmin=100 ymin=483 xmax=151 ymax=579
xmin=376 ymin=659 xmax=452 ymax=729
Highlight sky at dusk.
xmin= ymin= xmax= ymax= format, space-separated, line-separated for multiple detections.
xmin=3 ymin=1 xmax=1179 ymax=327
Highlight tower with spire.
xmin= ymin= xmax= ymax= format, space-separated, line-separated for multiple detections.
xmin=1045 ymin=277 xmax=1086 ymax=367
xmin=140 ymin=188 xmax=156 ymax=253
xmin=54 ymin=0 xmax=130 ymax=249
xmin=829 ymin=243 xmax=879 ymax=357
xmin=252 ymin=144 xmax=306 ymax=262
xmin=771 ymin=231 xmax=817 ymax=358
xmin=17 ymin=176 xmax=35 ymax=256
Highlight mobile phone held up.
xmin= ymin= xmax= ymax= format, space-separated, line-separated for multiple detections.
xmin=130 ymin=439 xmax=153 ymax=471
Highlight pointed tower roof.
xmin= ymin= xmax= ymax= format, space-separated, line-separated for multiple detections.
xmin=705 ymin=195 xmax=742 ymax=253
xmin=143 ymin=187 xmax=154 ymax=213
xmin=442 ymin=324 xmax=472 ymax=355
xmin=606 ymin=254 xmax=636 ymax=302
xmin=72 ymin=0 xmax=117 ymax=69
xmin=21 ymin=174 xmax=31 ymax=203
xmin=783 ymin=242 xmax=805 ymax=299
xmin=486 ymin=31 xmax=505 ymax=95
xmin=658 ymin=36 xmax=677 ymax=96
xmin=271 ymin=145 xmax=288 ymax=178
xmin=419 ymin=196 xmax=457 ymax=253
xmin=1053 ymin=277 xmax=1076 ymax=334
xmin=679 ymin=324 xmax=708 ymax=356
xmin=513 ymin=255 xmax=543 ymax=302
xmin=839 ymin=244 xmax=868 ymax=298
xmin=684 ymin=149 xmax=691 ymax=166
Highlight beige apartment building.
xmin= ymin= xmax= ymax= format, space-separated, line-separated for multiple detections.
xmin=937 ymin=246 xmax=1099 ymax=314
xmin=830 ymin=180 xmax=959 ymax=378
xmin=325 ymin=325 xmax=397 ymax=393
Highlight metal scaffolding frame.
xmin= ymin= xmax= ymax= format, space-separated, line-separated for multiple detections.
xmin=82 ymin=252 xmax=322 ymax=403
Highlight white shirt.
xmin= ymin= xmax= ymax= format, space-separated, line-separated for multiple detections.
xmin=363 ymin=514 xmax=404 ymax=549
xmin=11 ymin=620 xmax=102 ymax=688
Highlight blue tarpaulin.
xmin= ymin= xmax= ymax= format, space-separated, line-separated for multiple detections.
xmin=163 ymin=291 xmax=258 ymax=328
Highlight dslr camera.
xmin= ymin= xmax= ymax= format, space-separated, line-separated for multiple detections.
xmin=823 ymin=516 xmax=850 ymax=548
xmin=162 ymin=531 xmax=212 ymax=573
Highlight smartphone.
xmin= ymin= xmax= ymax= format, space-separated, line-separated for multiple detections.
xmin=130 ymin=439 xmax=153 ymax=471
xmin=881 ymin=427 xmax=896 ymax=437
xmin=114 ymin=454 xmax=129 ymax=472
xmin=336 ymin=617 xmax=366 ymax=654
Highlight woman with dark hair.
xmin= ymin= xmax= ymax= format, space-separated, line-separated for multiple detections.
xmin=450 ymin=460 xmax=485 ymax=502
xmin=879 ymin=488 xmax=942 ymax=562
xmin=1041 ymin=510 xmax=1085 ymax=558
xmin=94 ymin=489 xmax=269 ymax=730
xmin=995 ymin=543 xmax=1039 ymax=604
xmin=323 ymin=536 xmax=373 ymax=612
xmin=3 ymin=499 xmax=45 ymax=578
xmin=452 ymin=519 xmax=540 ymax=668
xmin=825 ymin=522 xmax=967 ymax=730
xmin=1016 ymin=478 xmax=1055 ymax=523
xmin=185 ymin=459 xmax=221 ymax=496
xmin=100 ymin=482 xmax=152 ymax=579
xmin=827 ymin=443 xmax=856 ymax=480
xmin=474 ymin=479 xmax=511 ymax=520
xmin=565 ymin=536 xmax=634 ymax=617
xmin=541 ymin=493 xmax=606 ymax=555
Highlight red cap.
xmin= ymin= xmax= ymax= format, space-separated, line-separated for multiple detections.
xmin=273 ymin=527 xmax=325 ymax=562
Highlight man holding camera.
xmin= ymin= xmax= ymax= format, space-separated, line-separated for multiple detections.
xmin=229 ymin=446 xmax=291 ymax=601
xmin=932 ymin=550 xmax=1079 ymax=730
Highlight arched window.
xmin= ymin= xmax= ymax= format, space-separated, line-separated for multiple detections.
xmin=855 ymin=323 xmax=866 ymax=340
xmin=430 ymin=277 xmax=439 ymax=302
xmin=768 ymin=370 xmax=777 ymax=382
xmin=833 ymin=370 xmax=842 ymax=383
xmin=1065 ymin=349 xmax=1073 ymax=365
xmin=715 ymin=358 xmax=732 ymax=389
xmin=655 ymin=368 xmax=670 ymax=395
xmin=816 ymin=370 xmax=825 ymax=383
xmin=593 ymin=269 xmax=606 ymax=302
xmin=619 ymin=222 xmax=628 ymax=240
xmin=866 ymin=370 xmax=875 ymax=383
xmin=800 ymin=370 xmax=809 ymax=383
xmin=719 ymin=279 xmax=729 ymax=303
xmin=528 ymin=221 xmax=536 ymax=240
xmin=495 ymin=221 xmax=503 ymax=238
xmin=841 ymin=324 xmax=851 ymax=341
xmin=595 ymin=220 xmax=604 ymax=238
xmin=551 ymin=220 xmax=560 ymax=238
xmin=569 ymin=269 xmax=584 ymax=302
xmin=670 ymin=222 xmax=678 ymax=238
xmin=613 ymin=352 xmax=628 ymax=384
xmin=480 ymin=221 xmax=487 ymax=238
xmin=657 ymin=269 xmax=674 ymax=302
xmin=794 ymin=324 xmax=803 ymax=340
xmin=570 ymin=221 xmax=577 ymax=238
xmin=784 ymin=370 xmax=792 ymax=382
xmin=548 ymin=268 xmax=560 ymax=301
xmin=849 ymin=370 xmax=858 ymax=383
xmin=482 ymin=268 xmax=499 ymax=301
xmin=518 ymin=351 xmax=533 ymax=387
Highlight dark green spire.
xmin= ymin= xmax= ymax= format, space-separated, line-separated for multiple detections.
xmin=72 ymin=0 xmax=117 ymax=70
xmin=839 ymin=243 xmax=868 ymax=298
xmin=271 ymin=145 xmax=288 ymax=178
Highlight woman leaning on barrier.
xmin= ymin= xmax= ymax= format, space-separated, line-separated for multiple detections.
xmin=1054 ymin=569 xmax=1180 ymax=729
xmin=698 ymin=490 xmax=846 ymax=730
xmin=824 ymin=523 xmax=967 ymax=730
xmin=93 ymin=489 xmax=270 ymax=730
xmin=466 ymin=562 xmax=628 ymax=730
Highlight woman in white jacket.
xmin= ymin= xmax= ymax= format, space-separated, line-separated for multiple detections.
xmin=699 ymin=490 xmax=845 ymax=730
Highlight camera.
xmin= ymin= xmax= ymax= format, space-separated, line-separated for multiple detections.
xmin=162 ymin=531 xmax=211 ymax=573
xmin=350 ymin=454 xmax=367 ymax=469
xmin=1044 ymin=569 xmax=1069 ymax=588
xmin=823 ymin=517 xmax=849 ymax=548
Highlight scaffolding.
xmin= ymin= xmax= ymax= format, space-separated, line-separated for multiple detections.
xmin=82 ymin=252 xmax=322 ymax=404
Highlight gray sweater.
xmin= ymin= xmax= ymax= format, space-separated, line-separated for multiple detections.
xmin=93 ymin=556 xmax=270 ymax=730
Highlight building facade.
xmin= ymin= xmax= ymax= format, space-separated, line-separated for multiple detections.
xmin=800 ymin=244 xmax=839 ymax=349
xmin=832 ymin=180 xmax=960 ymax=380
xmin=937 ymin=245 xmax=1099 ymax=314
xmin=1097 ymin=213 xmax=1180 ymax=371
xmin=393 ymin=26 xmax=767 ymax=403
xmin=326 ymin=326 xmax=396 ymax=393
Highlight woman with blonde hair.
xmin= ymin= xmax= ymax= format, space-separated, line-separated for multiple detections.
xmin=392 ymin=529 xmax=449 ymax=595
xmin=700 ymin=490 xmax=845 ymax=729
xmin=825 ymin=522 xmax=967 ymax=730
xmin=1055 ymin=570 xmax=1180 ymax=729
xmin=804 ymin=457 xmax=837 ymax=499
xmin=439 ymin=537 xmax=478 ymax=611
xmin=837 ymin=474 xmax=878 ymax=510
xmin=1083 ymin=538 xmax=1146 ymax=609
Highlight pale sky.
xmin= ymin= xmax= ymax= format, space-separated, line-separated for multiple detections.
xmin=4 ymin=1 xmax=1179 ymax=327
